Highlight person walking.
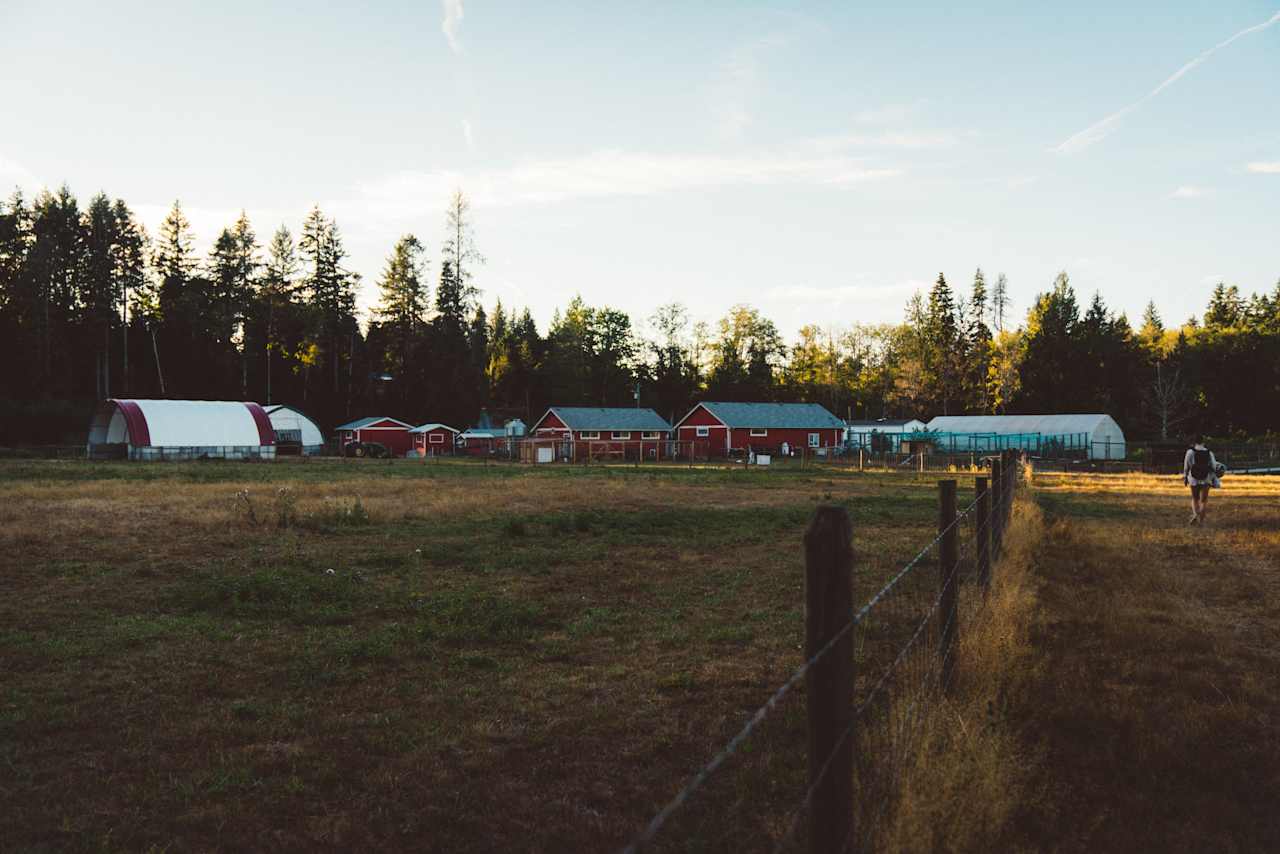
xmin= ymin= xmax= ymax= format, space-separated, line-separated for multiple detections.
xmin=1182 ymin=434 xmax=1222 ymax=525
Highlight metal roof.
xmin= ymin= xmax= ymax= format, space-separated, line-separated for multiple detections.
xmin=335 ymin=416 xmax=410 ymax=431
xmin=688 ymin=402 xmax=845 ymax=429
xmin=408 ymin=423 xmax=459 ymax=434
xmin=541 ymin=407 xmax=672 ymax=431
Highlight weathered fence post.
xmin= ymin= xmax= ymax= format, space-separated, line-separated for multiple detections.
xmin=938 ymin=480 xmax=959 ymax=691
xmin=975 ymin=476 xmax=990 ymax=590
xmin=804 ymin=505 xmax=855 ymax=854
xmin=990 ymin=456 xmax=1004 ymax=556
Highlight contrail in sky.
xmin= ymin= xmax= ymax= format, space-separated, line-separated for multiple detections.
xmin=1054 ymin=10 xmax=1280 ymax=154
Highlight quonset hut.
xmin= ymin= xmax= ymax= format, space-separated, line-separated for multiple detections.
xmin=87 ymin=399 xmax=276 ymax=460
xmin=924 ymin=413 xmax=1127 ymax=460
xmin=263 ymin=404 xmax=325 ymax=455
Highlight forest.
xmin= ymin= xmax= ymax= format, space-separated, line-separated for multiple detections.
xmin=0 ymin=184 xmax=1277 ymax=445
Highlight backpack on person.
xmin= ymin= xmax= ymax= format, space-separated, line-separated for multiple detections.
xmin=1190 ymin=448 xmax=1211 ymax=480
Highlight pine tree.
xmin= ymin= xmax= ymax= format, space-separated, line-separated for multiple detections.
xmin=442 ymin=189 xmax=484 ymax=298
xmin=966 ymin=268 xmax=993 ymax=412
xmin=82 ymin=193 xmax=121 ymax=397
xmin=112 ymin=201 xmax=148 ymax=394
xmin=260 ymin=225 xmax=299 ymax=405
xmin=990 ymin=272 xmax=1009 ymax=333
xmin=299 ymin=205 xmax=358 ymax=396
xmin=374 ymin=234 xmax=428 ymax=403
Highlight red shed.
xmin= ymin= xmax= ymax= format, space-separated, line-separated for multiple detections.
xmin=408 ymin=422 xmax=459 ymax=456
xmin=673 ymin=402 xmax=845 ymax=458
xmin=335 ymin=416 xmax=415 ymax=457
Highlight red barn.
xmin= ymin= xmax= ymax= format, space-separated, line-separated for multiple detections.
xmin=335 ymin=416 xmax=414 ymax=457
xmin=530 ymin=407 xmax=673 ymax=461
xmin=673 ymin=402 xmax=845 ymax=458
xmin=408 ymin=423 xmax=459 ymax=456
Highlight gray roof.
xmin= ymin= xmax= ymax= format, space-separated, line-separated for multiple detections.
xmin=335 ymin=416 xmax=409 ymax=431
xmin=691 ymin=402 xmax=845 ymax=429
xmin=541 ymin=407 xmax=672 ymax=432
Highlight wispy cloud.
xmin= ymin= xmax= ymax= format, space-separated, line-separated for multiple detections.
xmin=1247 ymin=161 xmax=1280 ymax=174
xmin=441 ymin=0 xmax=465 ymax=55
xmin=337 ymin=148 xmax=905 ymax=222
xmin=808 ymin=130 xmax=962 ymax=151
xmin=462 ymin=119 xmax=474 ymax=150
xmin=707 ymin=35 xmax=784 ymax=139
xmin=1169 ymin=185 xmax=1209 ymax=199
xmin=1053 ymin=10 xmax=1280 ymax=154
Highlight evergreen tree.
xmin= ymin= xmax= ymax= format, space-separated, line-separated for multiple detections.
xmin=373 ymin=234 xmax=428 ymax=408
xmin=260 ymin=225 xmax=300 ymax=405
xmin=966 ymin=268 xmax=993 ymax=413
xmin=299 ymin=205 xmax=359 ymax=399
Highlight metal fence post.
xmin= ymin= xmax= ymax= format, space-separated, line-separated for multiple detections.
xmin=975 ymin=476 xmax=990 ymax=590
xmin=938 ymin=480 xmax=959 ymax=691
xmin=804 ymin=505 xmax=855 ymax=854
xmin=990 ymin=457 xmax=1004 ymax=556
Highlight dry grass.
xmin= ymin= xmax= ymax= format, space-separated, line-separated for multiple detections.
xmin=0 ymin=459 xmax=986 ymax=853
xmin=1006 ymin=470 xmax=1280 ymax=852
xmin=870 ymin=496 xmax=1046 ymax=853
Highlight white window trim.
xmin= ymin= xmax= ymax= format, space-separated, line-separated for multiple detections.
xmin=808 ymin=433 xmax=820 ymax=448
xmin=750 ymin=428 xmax=768 ymax=437
xmin=429 ymin=433 xmax=445 ymax=444
xmin=641 ymin=431 xmax=661 ymax=440
xmin=695 ymin=426 xmax=710 ymax=437
xmin=611 ymin=431 xmax=631 ymax=440
xmin=580 ymin=431 xmax=600 ymax=440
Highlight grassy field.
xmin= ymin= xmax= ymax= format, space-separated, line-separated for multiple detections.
xmin=1 ymin=459 xmax=989 ymax=852
xmin=1008 ymin=471 xmax=1280 ymax=852
xmin=6 ymin=460 xmax=1275 ymax=852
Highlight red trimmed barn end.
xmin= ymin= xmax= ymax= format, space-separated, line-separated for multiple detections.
xmin=529 ymin=407 xmax=673 ymax=461
xmin=673 ymin=402 xmax=845 ymax=458
xmin=86 ymin=399 xmax=276 ymax=460
xmin=335 ymin=416 xmax=415 ymax=457
xmin=407 ymin=423 xmax=459 ymax=457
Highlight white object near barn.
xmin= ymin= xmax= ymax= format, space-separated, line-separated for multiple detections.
xmin=263 ymin=405 xmax=325 ymax=455
xmin=536 ymin=446 xmax=555 ymax=464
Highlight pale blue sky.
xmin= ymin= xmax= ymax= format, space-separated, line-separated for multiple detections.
xmin=2 ymin=1 xmax=1277 ymax=337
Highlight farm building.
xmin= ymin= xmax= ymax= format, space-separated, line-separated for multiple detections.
xmin=334 ymin=416 xmax=414 ymax=457
xmin=924 ymin=414 xmax=1127 ymax=460
xmin=408 ymin=423 xmax=459 ymax=456
xmin=674 ymin=402 xmax=846 ymax=458
xmin=263 ymin=405 xmax=324 ymax=455
xmin=458 ymin=413 xmax=526 ymax=456
xmin=846 ymin=418 xmax=927 ymax=452
xmin=529 ymin=407 xmax=673 ymax=461
xmin=86 ymin=399 xmax=276 ymax=460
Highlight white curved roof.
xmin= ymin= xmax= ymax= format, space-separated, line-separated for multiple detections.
xmin=265 ymin=405 xmax=325 ymax=446
xmin=926 ymin=414 xmax=1124 ymax=439
xmin=100 ymin=400 xmax=273 ymax=447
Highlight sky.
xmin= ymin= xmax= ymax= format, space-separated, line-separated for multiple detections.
xmin=1 ymin=1 xmax=1278 ymax=339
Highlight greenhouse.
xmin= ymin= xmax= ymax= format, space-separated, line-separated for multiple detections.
xmin=922 ymin=414 xmax=1127 ymax=460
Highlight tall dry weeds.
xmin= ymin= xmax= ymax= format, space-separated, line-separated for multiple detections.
xmin=873 ymin=496 xmax=1046 ymax=852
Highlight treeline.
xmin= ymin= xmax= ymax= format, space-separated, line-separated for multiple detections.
xmin=1 ymin=184 xmax=1278 ymax=444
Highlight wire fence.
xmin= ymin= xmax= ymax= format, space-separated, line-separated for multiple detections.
xmin=621 ymin=451 xmax=1023 ymax=854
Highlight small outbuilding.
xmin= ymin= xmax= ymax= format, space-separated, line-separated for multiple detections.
xmin=846 ymin=418 xmax=927 ymax=452
xmin=408 ymin=423 xmax=459 ymax=456
xmin=263 ymin=404 xmax=325 ymax=455
xmin=87 ymin=399 xmax=276 ymax=460
xmin=924 ymin=413 xmax=1127 ymax=460
xmin=334 ymin=416 xmax=415 ymax=457
xmin=674 ymin=402 xmax=846 ymax=458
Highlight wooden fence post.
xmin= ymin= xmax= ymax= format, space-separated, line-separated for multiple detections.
xmin=975 ymin=476 xmax=990 ymax=590
xmin=804 ymin=505 xmax=855 ymax=854
xmin=938 ymin=480 xmax=959 ymax=691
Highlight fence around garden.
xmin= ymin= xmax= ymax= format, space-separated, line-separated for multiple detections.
xmin=621 ymin=450 xmax=1024 ymax=854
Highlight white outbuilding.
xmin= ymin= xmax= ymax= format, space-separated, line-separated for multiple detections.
xmin=264 ymin=404 xmax=325 ymax=455
xmin=924 ymin=414 xmax=1127 ymax=460
xmin=87 ymin=399 xmax=277 ymax=460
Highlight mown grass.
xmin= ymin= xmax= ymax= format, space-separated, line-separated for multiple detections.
xmin=0 ymin=458 xmax=976 ymax=852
